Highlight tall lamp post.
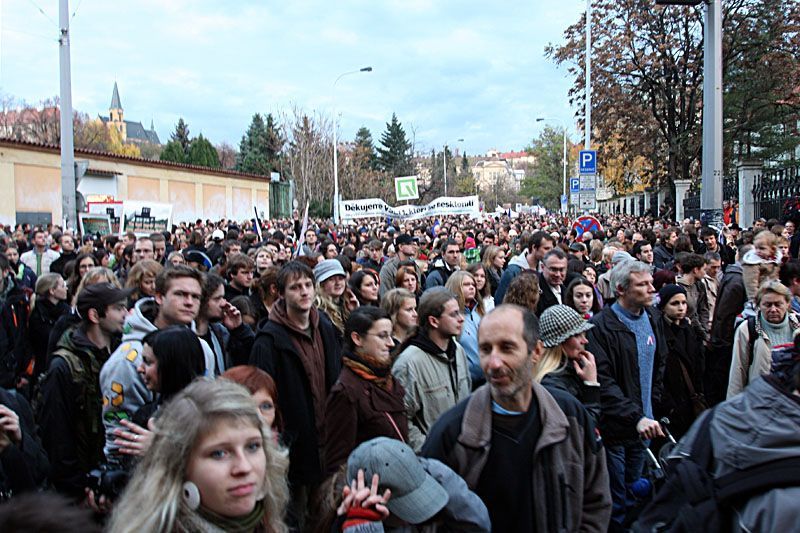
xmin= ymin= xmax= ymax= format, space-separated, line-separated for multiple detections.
xmin=332 ymin=66 xmax=372 ymax=224
xmin=443 ymin=138 xmax=464 ymax=196
xmin=536 ymin=118 xmax=568 ymax=214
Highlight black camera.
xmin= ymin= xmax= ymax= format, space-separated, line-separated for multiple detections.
xmin=86 ymin=464 xmax=130 ymax=500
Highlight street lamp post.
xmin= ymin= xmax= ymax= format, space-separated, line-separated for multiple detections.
xmin=332 ymin=66 xmax=372 ymax=225
xmin=536 ymin=118 xmax=568 ymax=214
xmin=443 ymin=138 xmax=464 ymax=196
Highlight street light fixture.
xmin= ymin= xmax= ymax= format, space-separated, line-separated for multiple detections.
xmin=332 ymin=66 xmax=373 ymax=224
xmin=443 ymin=138 xmax=464 ymax=196
xmin=536 ymin=117 xmax=568 ymax=214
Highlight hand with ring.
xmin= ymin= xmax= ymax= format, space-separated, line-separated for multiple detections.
xmin=113 ymin=418 xmax=155 ymax=456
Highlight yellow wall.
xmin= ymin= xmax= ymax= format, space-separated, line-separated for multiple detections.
xmin=14 ymin=164 xmax=62 ymax=223
xmin=0 ymin=142 xmax=270 ymax=227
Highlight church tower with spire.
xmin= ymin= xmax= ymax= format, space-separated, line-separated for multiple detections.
xmin=108 ymin=82 xmax=127 ymax=141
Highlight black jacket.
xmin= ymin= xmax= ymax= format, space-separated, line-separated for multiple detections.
xmin=27 ymin=299 xmax=71 ymax=379
xmin=0 ymin=388 xmax=49 ymax=500
xmin=655 ymin=316 xmax=705 ymax=438
xmin=39 ymin=326 xmax=114 ymax=500
xmin=707 ymin=263 xmax=746 ymax=405
xmin=0 ymin=277 xmax=30 ymax=389
xmin=653 ymin=244 xmax=674 ymax=270
xmin=535 ymin=272 xmax=570 ymax=317
xmin=249 ymin=311 xmax=341 ymax=486
xmin=49 ymin=252 xmax=77 ymax=278
xmin=586 ymin=305 xmax=667 ymax=444
xmin=541 ymin=365 xmax=601 ymax=430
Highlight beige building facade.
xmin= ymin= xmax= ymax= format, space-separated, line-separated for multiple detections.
xmin=0 ymin=138 xmax=270 ymax=227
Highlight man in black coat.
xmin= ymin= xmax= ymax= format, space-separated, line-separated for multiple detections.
xmin=586 ymin=260 xmax=667 ymax=529
xmin=536 ymin=248 xmax=573 ymax=317
xmin=249 ymin=261 xmax=340 ymax=531
xmin=0 ymin=388 xmax=49 ymax=500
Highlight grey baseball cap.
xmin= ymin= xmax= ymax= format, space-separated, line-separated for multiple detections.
xmin=347 ymin=437 xmax=448 ymax=524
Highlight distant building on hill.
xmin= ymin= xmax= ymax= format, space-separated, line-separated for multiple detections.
xmin=98 ymin=82 xmax=160 ymax=145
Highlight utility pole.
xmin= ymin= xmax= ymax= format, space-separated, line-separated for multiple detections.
xmin=700 ymin=0 xmax=723 ymax=225
xmin=59 ymin=0 xmax=77 ymax=231
xmin=584 ymin=0 xmax=592 ymax=151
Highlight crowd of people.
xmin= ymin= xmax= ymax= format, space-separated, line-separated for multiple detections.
xmin=0 ymin=209 xmax=798 ymax=532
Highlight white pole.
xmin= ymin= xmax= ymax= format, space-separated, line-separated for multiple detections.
xmin=700 ymin=0 xmax=723 ymax=224
xmin=333 ymin=112 xmax=340 ymax=224
xmin=443 ymin=144 xmax=448 ymax=196
xmin=59 ymin=0 xmax=77 ymax=230
xmin=584 ymin=0 xmax=592 ymax=150
xmin=562 ymin=129 xmax=568 ymax=214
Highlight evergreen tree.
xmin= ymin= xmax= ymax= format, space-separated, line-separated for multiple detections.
xmin=171 ymin=118 xmax=191 ymax=155
xmin=160 ymin=140 xmax=187 ymax=164
xmin=376 ymin=113 xmax=414 ymax=177
xmin=354 ymin=126 xmax=378 ymax=169
xmin=460 ymin=152 xmax=470 ymax=174
xmin=237 ymin=113 xmax=283 ymax=176
xmin=188 ymin=134 xmax=221 ymax=168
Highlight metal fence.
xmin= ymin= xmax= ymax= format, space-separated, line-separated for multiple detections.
xmin=269 ymin=181 xmax=292 ymax=219
xmin=753 ymin=165 xmax=800 ymax=222
xmin=682 ymin=174 xmax=740 ymax=221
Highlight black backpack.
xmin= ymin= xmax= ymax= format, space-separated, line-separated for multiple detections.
xmin=633 ymin=407 xmax=800 ymax=532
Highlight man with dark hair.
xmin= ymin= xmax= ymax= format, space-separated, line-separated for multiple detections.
xmin=422 ymin=304 xmax=611 ymax=532
xmin=249 ymin=261 xmax=340 ymax=529
xmin=675 ymin=252 xmax=711 ymax=341
xmin=196 ymin=273 xmax=254 ymax=373
xmin=425 ymin=239 xmax=461 ymax=289
xmin=586 ymin=260 xmax=667 ymax=528
xmin=0 ymin=253 xmax=30 ymax=389
xmin=495 ymin=230 xmax=555 ymax=304
xmin=40 ymin=283 xmax=131 ymax=500
xmin=653 ymin=228 xmax=678 ymax=270
xmin=357 ymin=239 xmax=385 ymax=273
xmin=100 ymin=265 xmax=213 ymax=464
xmin=132 ymin=237 xmax=154 ymax=264
xmin=49 ymin=233 xmax=77 ymax=277
xmin=393 ymin=287 xmax=471 ymax=451
xmin=699 ymin=227 xmax=734 ymax=269
xmin=20 ymin=229 xmax=59 ymax=276
xmin=379 ymin=234 xmax=420 ymax=298
xmin=781 ymin=260 xmax=800 ymax=314
xmin=537 ymin=248 xmax=570 ymax=316
xmin=224 ymin=252 xmax=255 ymax=301
xmin=148 ymin=232 xmax=167 ymax=265
xmin=631 ymin=239 xmax=655 ymax=271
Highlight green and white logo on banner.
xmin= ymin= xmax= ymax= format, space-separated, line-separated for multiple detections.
xmin=395 ymin=175 xmax=419 ymax=201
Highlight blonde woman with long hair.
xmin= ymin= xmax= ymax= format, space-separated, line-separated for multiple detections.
xmin=534 ymin=304 xmax=600 ymax=427
xmin=445 ymin=271 xmax=485 ymax=385
xmin=107 ymin=378 xmax=289 ymax=533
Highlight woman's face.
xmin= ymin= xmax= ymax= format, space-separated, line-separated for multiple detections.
xmin=401 ymin=272 xmax=417 ymax=293
xmin=324 ymin=244 xmax=338 ymax=259
xmin=99 ymin=253 xmax=110 ymax=267
xmin=355 ymin=318 xmax=395 ymax=363
xmin=255 ymin=251 xmax=273 ymax=270
xmin=5 ymin=247 xmax=19 ymax=263
xmin=78 ymin=257 xmax=95 ymax=277
xmin=471 ymin=268 xmax=486 ymax=291
xmin=170 ymin=254 xmax=186 ymax=267
xmin=321 ymin=275 xmax=346 ymax=298
xmin=562 ymin=332 xmax=588 ymax=360
xmin=360 ymin=274 xmax=379 ymax=303
xmin=185 ymin=418 xmax=266 ymax=518
xmin=461 ymin=275 xmax=477 ymax=302
xmin=571 ymin=284 xmax=594 ymax=315
xmin=663 ymin=293 xmax=687 ymax=322
xmin=252 ymin=388 xmax=276 ymax=429
xmin=140 ymin=274 xmax=156 ymax=297
xmin=395 ymin=298 xmax=418 ymax=330
xmin=759 ymin=292 xmax=789 ymax=324
xmin=582 ymin=267 xmax=597 ymax=285
xmin=50 ymin=277 xmax=68 ymax=302
xmin=492 ymin=251 xmax=505 ymax=269
xmin=137 ymin=344 xmax=160 ymax=392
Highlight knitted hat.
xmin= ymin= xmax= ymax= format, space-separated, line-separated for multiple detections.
xmin=313 ymin=259 xmax=345 ymax=284
xmin=657 ymin=284 xmax=687 ymax=310
xmin=539 ymin=305 xmax=595 ymax=348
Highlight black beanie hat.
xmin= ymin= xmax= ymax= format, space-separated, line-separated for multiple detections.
xmin=657 ymin=283 xmax=687 ymax=310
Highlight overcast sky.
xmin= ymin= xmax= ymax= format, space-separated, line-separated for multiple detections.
xmin=0 ymin=0 xmax=587 ymax=156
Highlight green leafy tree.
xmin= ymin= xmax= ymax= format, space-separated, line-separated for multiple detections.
xmin=171 ymin=118 xmax=191 ymax=155
xmin=519 ymin=126 xmax=573 ymax=210
xmin=188 ymin=134 xmax=221 ymax=168
xmin=237 ymin=113 xmax=284 ymax=176
xmin=354 ymin=126 xmax=378 ymax=170
xmin=376 ymin=113 xmax=414 ymax=177
xmin=160 ymin=140 xmax=187 ymax=164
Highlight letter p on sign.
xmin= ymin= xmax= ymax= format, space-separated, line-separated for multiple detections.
xmin=579 ymin=150 xmax=597 ymax=174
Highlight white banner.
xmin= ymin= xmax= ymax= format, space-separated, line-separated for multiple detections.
xmin=340 ymin=195 xmax=480 ymax=222
xmin=121 ymin=200 xmax=173 ymax=236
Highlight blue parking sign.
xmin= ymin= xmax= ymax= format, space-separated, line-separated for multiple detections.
xmin=569 ymin=178 xmax=580 ymax=193
xmin=579 ymin=150 xmax=597 ymax=174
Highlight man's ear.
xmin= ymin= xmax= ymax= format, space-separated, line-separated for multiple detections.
xmin=428 ymin=315 xmax=440 ymax=331
xmin=154 ymin=293 xmax=164 ymax=306
xmin=531 ymin=340 xmax=544 ymax=364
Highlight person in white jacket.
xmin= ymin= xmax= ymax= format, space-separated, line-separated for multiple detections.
xmin=100 ymin=265 xmax=214 ymax=464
